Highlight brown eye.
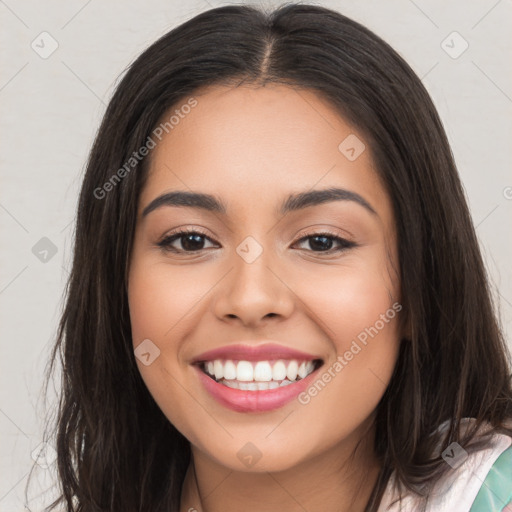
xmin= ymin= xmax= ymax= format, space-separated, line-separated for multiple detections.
xmin=294 ymin=232 xmax=357 ymax=254
xmin=157 ymin=230 xmax=218 ymax=253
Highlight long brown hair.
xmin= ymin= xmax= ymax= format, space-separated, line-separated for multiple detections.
xmin=28 ymin=3 xmax=512 ymax=511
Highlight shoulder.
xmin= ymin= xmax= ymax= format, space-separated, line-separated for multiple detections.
xmin=377 ymin=418 xmax=512 ymax=512
xmin=470 ymin=441 xmax=512 ymax=512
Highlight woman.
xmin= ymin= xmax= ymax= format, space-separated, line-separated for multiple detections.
xmin=33 ymin=4 xmax=512 ymax=511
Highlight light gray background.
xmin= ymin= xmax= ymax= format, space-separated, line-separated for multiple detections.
xmin=1 ymin=0 xmax=511 ymax=510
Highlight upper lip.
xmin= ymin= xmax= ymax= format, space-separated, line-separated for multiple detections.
xmin=191 ymin=342 xmax=323 ymax=364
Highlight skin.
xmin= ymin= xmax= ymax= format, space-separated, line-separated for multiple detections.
xmin=128 ymin=84 xmax=405 ymax=512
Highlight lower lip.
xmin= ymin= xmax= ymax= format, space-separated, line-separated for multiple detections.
xmin=194 ymin=363 xmax=322 ymax=412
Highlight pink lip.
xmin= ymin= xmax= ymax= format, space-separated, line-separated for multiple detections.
xmin=193 ymin=362 xmax=323 ymax=413
xmin=191 ymin=342 xmax=322 ymax=363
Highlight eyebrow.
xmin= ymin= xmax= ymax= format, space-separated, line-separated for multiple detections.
xmin=141 ymin=187 xmax=378 ymax=218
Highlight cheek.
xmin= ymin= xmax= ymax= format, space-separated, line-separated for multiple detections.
xmin=294 ymin=257 xmax=400 ymax=347
xmin=128 ymin=257 xmax=213 ymax=345
xmin=127 ymin=257 xmax=207 ymax=437
xmin=128 ymin=263 xmax=172 ymax=344
xmin=291 ymin=262 xmax=402 ymax=429
xmin=127 ymin=256 xmax=220 ymax=419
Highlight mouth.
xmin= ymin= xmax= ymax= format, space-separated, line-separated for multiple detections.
xmin=190 ymin=342 xmax=325 ymax=411
xmin=193 ymin=356 xmax=325 ymax=412
xmin=194 ymin=358 xmax=324 ymax=390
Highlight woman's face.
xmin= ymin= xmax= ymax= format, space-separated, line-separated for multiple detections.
xmin=128 ymin=84 xmax=404 ymax=472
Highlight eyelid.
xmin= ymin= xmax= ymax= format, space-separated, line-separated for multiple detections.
xmin=161 ymin=225 xmax=212 ymax=239
xmin=293 ymin=224 xmax=355 ymax=241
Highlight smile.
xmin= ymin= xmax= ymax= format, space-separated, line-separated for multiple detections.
xmin=200 ymin=358 xmax=321 ymax=390
xmin=193 ymin=358 xmax=324 ymax=412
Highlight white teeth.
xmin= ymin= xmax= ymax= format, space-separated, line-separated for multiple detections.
xmin=254 ymin=361 xmax=273 ymax=382
xmin=272 ymin=360 xmax=287 ymax=381
xmin=236 ymin=361 xmax=254 ymax=381
xmin=201 ymin=358 xmax=320 ymax=386
xmin=286 ymin=360 xmax=298 ymax=381
xmin=298 ymin=361 xmax=308 ymax=379
xmin=224 ymin=360 xmax=237 ymax=380
xmin=214 ymin=360 xmax=223 ymax=380
xmin=220 ymin=379 xmax=293 ymax=390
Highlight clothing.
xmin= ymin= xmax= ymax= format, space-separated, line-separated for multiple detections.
xmin=376 ymin=418 xmax=512 ymax=512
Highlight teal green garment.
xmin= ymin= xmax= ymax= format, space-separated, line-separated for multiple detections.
xmin=469 ymin=444 xmax=512 ymax=512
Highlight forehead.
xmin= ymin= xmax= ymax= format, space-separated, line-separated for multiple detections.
xmin=140 ymin=84 xmax=392 ymax=225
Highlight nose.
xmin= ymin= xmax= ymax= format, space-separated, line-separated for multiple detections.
xmin=212 ymin=244 xmax=295 ymax=328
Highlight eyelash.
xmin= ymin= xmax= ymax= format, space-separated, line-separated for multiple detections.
xmin=156 ymin=228 xmax=357 ymax=255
